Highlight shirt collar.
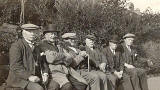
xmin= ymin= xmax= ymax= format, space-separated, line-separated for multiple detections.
xmin=24 ymin=38 xmax=34 ymax=45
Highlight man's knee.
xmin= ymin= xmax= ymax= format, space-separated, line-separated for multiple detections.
xmin=88 ymin=73 xmax=100 ymax=85
xmin=90 ymin=73 xmax=100 ymax=81
xmin=26 ymin=82 xmax=44 ymax=90
xmin=61 ymin=82 xmax=73 ymax=90
xmin=48 ymin=79 xmax=60 ymax=90
xmin=98 ymin=72 xmax=107 ymax=81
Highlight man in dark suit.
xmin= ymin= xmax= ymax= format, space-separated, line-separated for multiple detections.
xmin=38 ymin=25 xmax=87 ymax=90
xmin=121 ymin=33 xmax=148 ymax=90
xmin=102 ymin=35 xmax=133 ymax=90
xmin=6 ymin=24 xmax=59 ymax=90
xmin=76 ymin=34 xmax=108 ymax=90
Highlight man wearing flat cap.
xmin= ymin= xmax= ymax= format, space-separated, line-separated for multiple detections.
xmin=6 ymin=24 xmax=50 ymax=90
xmin=102 ymin=34 xmax=134 ymax=90
xmin=120 ymin=33 xmax=148 ymax=90
xmin=72 ymin=34 xmax=109 ymax=90
xmin=60 ymin=32 xmax=89 ymax=90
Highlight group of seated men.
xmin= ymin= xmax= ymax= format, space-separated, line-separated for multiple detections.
xmin=6 ymin=23 xmax=149 ymax=90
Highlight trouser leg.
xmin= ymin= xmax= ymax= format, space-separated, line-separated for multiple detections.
xmin=47 ymin=79 xmax=60 ymax=90
xmin=106 ymin=73 xmax=118 ymax=90
xmin=26 ymin=82 xmax=44 ymax=90
xmin=80 ymin=70 xmax=101 ymax=90
xmin=121 ymin=73 xmax=134 ymax=90
xmin=67 ymin=74 xmax=87 ymax=90
xmin=61 ymin=82 xmax=73 ymax=90
xmin=95 ymin=71 xmax=108 ymax=90
xmin=137 ymin=68 xmax=149 ymax=90
xmin=126 ymin=68 xmax=141 ymax=90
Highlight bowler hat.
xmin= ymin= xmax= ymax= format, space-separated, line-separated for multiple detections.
xmin=43 ymin=24 xmax=60 ymax=35
xmin=109 ymin=34 xmax=119 ymax=44
xmin=21 ymin=24 xmax=40 ymax=30
xmin=123 ymin=33 xmax=135 ymax=39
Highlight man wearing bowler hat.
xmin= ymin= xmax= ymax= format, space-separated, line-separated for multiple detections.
xmin=120 ymin=33 xmax=148 ymax=90
xmin=38 ymin=25 xmax=87 ymax=90
xmin=6 ymin=24 xmax=50 ymax=90
xmin=102 ymin=34 xmax=133 ymax=90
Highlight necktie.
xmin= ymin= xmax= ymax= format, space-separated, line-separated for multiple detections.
xmin=29 ymin=43 xmax=35 ymax=51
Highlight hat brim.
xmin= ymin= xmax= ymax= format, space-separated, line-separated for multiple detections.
xmin=43 ymin=30 xmax=60 ymax=34
xmin=22 ymin=28 xmax=39 ymax=31
xmin=109 ymin=40 xmax=119 ymax=44
xmin=123 ymin=36 xmax=135 ymax=39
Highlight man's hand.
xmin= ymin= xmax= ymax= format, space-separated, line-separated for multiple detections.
xmin=42 ymin=73 xmax=49 ymax=83
xmin=28 ymin=76 xmax=40 ymax=83
xmin=124 ymin=63 xmax=135 ymax=69
xmin=79 ymin=51 xmax=88 ymax=57
xmin=114 ymin=71 xmax=123 ymax=79
xmin=99 ymin=63 xmax=106 ymax=72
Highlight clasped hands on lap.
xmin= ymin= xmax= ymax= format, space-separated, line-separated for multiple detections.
xmin=99 ymin=63 xmax=123 ymax=79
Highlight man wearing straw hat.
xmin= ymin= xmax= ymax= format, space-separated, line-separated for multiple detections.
xmin=6 ymin=24 xmax=49 ymax=90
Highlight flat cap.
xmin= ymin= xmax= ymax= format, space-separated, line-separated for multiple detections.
xmin=123 ymin=33 xmax=135 ymax=39
xmin=21 ymin=24 xmax=40 ymax=30
xmin=86 ymin=34 xmax=96 ymax=40
xmin=62 ymin=33 xmax=76 ymax=39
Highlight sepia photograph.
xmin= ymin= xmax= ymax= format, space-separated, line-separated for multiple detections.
xmin=0 ymin=0 xmax=160 ymax=90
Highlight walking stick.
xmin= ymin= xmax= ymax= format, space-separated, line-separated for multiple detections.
xmin=87 ymin=54 xmax=90 ymax=72
xmin=41 ymin=70 xmax=48 ymax=90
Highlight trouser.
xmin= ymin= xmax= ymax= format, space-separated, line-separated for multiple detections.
xmin=105 ymin=73 xmax=118 ymax=90
xmin=125 ymin=68 xmax=149 ymax=90
xmin=26 ymin=82 xmax=44 ymax=90
xmin=120 ymin=73 xmax=134 ymax=90
xmin=26 ymin=79 xmax=60 ymax=90
xmin=61 ymin=82 xmax=73 ymax=90
xmin=67 ymin=74 xmax=87 ymax=90
xmin=78 ymin=69 xmax=108 ymax=90
xmin=47 ymin=79 xmax=60 ymax=90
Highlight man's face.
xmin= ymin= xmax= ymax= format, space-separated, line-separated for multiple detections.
xmin=44 ymin=32 xmax=57 ymax=42
xmin=85 ymin=38 xmax=94 ymax=48
xmin=22 ymin=29 xmax=38 ymax=42
xmin=124 ymin=37 xmax=134 ymax=46
xmin=109 ymin=42 xmax=117 ymax=50
xmin=64 ymin=38 xmax=76 ymax=46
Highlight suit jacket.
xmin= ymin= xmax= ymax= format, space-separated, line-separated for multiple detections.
xmin=6 ymin=39 xmax=49 ymax=88
xmin=63 ymin=46 xmax=84 ymax=68
xmin=38 ymin=41 xmax=88 ymax=85
xmin=83 ymin=46 xmax=107 ymax=70
xmin=102 ymin=47 xmax=124 ymax=73
xmin=38 ymin=40 xmax=70 ymax=66
xmin=120 ymin=43 xmax=138 ymax=66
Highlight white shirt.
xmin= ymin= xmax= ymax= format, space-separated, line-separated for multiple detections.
xmin=126 ymin=45 xmax=131 ymax=52
xmin=110 ymin=47 xmax=115 ymax=55
xmin=24 ymin=39 xmax=35 ymax=51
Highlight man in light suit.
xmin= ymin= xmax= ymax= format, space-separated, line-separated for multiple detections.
xmin=6 ymin=24 xmax=59 ymax=90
